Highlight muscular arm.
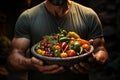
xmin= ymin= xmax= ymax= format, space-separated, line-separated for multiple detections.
xmin=8 ymin=37 xmax=64 ymax=74
xmin=92 ymin=37 xmax=108 ymax=64
xmin=8 ymin=37 xmax=33 ymax=71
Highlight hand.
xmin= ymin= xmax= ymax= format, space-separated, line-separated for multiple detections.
xmin=31 ymin=57 xmax=65 ymax=74
xmin=70 ymin=38 xmax=108 ymax=74
xmin=69 ymin=56 xmax=95 ymax=74
xmin=70 ymin=53 xmax=105 ymax=74
xmin=70 ymin=63 xmax=94 ymax=74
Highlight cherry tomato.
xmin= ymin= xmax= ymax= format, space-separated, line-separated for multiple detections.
xmin=54 ymin=44 xmax=61 ymax=50
xmin=67 ymin=49 xmax=76 ymax=57
xmin=43 ymin=38 xmax=47 ymax=42
xmin=60 ymin=52 xmax=68 ymax=58
xmin=81 ymin=43 xmax=90 ymax=51
xmin=69 ymin=40 xmax=74 ymax=44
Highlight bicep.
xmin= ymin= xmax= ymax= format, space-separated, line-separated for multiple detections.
xmin=11 ymin=37 xmax=30 ymax=55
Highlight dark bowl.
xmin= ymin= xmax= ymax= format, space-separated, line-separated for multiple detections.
xmin=31 ymin=44 xmax=94 ymax=67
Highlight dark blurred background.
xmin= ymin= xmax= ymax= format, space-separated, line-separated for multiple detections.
xmin=0 ymin=0 xmax=120 ymax=80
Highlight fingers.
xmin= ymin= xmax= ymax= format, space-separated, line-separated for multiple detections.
xmin=31 ymin=57 xmax=43 ymax=65
xmin=79 ymin=62 xmax=91 ymax=70
xmin=42 ymin=66 xmax=65 ymax=74
xmin=92 ymin=51 xmax=108 ymax=64
xmin=89 ymin=39 xmax=94 ymax=44
xmin=70 ymin=49 xmax=107 ymax=74
xmin=88 ymin=53 xmax=105 ymax=69
xmin=70 ymin=63 xmax=90 ymax=74
xmin=38 ymin=65 xmax=65 ymax=74
xmin=29 ymin=57 xmax=44 ymax=70
xmin=70 ymin=57 xmax=98 ymax=74
xmin=39 ymin=65 xmax=59 ymax=72
xmin=70 ymin=66 xmax=79 ymax=74
xmin=31 ymin=57 xmax=65 ymax=74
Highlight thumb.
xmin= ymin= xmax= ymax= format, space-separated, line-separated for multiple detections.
xmin=92 ymin=51 xmax=108 ymax=64
xmin=31 ymin=57 xmax=43 ymax=65
xmin=89 ymin=39 xmax=94 ymax=45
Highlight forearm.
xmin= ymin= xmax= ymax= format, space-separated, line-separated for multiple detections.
xmin=92 ymin=38 xmax=109 ymax=64
xmin=7 ymin=51 xmax=34 ymax=72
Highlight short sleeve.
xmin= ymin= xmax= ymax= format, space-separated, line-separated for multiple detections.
xmin=14 ymin=10 xmax=31 ymax=39
xmin=87 ymin=9 xmax=103 ymax=39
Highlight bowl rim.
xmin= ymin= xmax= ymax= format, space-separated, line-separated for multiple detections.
xmin=31 ymin=43 xmax=94 ymax=61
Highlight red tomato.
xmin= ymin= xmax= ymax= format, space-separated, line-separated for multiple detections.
xmin=81 ymin=44 xmax=90 ymax=51
xmin=67 ymin=49 xmax=76 ymax=57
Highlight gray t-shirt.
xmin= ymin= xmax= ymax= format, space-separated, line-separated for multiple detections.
xmin=14 ymin=1 xmax=103 ymax=80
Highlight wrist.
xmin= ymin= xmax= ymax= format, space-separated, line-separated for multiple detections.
xmin=25 ymin=57 xmax=43 ymax=71
xmin=24 ymin=58 xmax=37 ymax=70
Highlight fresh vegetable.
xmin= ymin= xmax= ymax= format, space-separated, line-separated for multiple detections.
xmin=61 ymin=42 xmax=67 ymax=49
xmin=63 ymin=44 xmax=69 ymax=52
xmin=36 ymin=49 xmax=45 ymax=55
xmin=53 ymin=44 xmax=61 ymax=50
xmin=60 ymin=52 xmax=68 ymax=58
xmin=61 ymin=29 xmax=67 ymax=36
xmin=59 ymin=36 xmax=70 ymax=42
xmin=67 ymin=49 xmax=76 ymax=57
xmin=81 ymin=43 xmax=90 ymax=51
xmin=61 ymin=42 xmax=69 ymax=51
xmin=72 ymin=41 xmax=81 ymax=52
xmin=76 ymin=38 xmax=90 ymax=45
xmin=35 ymin=29 xmax=92 ymax=58
xmin=68 ymin=32 xmax=80 ymax=39
xmin=69 ymin=40 xmax=74 ymax=44
xmin=54 ymin=50 xmax=61 ymax=57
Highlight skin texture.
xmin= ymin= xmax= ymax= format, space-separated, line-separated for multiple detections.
xmin=8 ymin=0 xmax=108 ymax=75
xmin=8 ymin=37 xmax=65 ymax=74
xmin=70 ymin=37 xmax=108 ymax=74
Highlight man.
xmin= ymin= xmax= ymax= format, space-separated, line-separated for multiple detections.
xmin=7 ymin=0 xmax=108 ymax=80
